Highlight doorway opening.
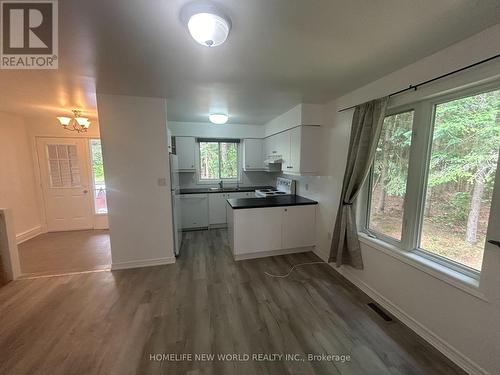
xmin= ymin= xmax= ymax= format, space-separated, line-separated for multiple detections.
xmin=18 ymin=137 xmax=111 ymax=277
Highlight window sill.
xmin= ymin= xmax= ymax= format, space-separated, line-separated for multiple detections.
xmin=358 ymin=233 xmax=488 ymax=302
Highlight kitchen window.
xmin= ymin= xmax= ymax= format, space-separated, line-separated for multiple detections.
xmin=90 ymin=139 xmax=108 ymax=214
xmin=363 ymin=84 xmax=500 ymax=276
xmin=198 ymin=139 xmax=240 ymax=181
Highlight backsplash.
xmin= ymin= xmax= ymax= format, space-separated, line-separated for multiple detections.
xmin=179 ymin=171 xmax=279 ymax=189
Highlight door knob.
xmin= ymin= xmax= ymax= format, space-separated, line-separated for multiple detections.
xmin=83 ymin=190 xmax=88 ymax=193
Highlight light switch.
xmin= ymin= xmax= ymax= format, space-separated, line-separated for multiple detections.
xmin=157 ymin=177 xmax=167 ymax=186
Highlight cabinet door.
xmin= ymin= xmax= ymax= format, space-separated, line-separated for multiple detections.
xmin=176 ymin=137 xmax=196 ymax=171
xmin=180 ymin=195 xmax=208 ymax=229
xmin=233 ymin=207 xmax=283 ymax=254
xmin=275 ymin=131 xmax=290 ymax=171
xmin=287 ymin=126 xmax=301 ymax=173
xmin=282 ymin=205 xmax=316 ymax=248
xmin=209 ymin=193 xmax=227 ymax=224
xmin=266 ymin=135 xmax=279 ymax=157
xmin=243 ymin=139 xmax=263 ymax=170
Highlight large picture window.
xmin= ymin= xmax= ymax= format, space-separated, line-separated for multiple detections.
xmin=419 ymin=90 xmax=499 ymax=270
xmin=364 ymin=85 xmax=500 ymax=275
xmin=199 ymin=140 xmax=239 ymax=181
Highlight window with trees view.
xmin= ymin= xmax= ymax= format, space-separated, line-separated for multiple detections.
xmin=90 ymin=139 xmax=107 ymax=214
xmin=368 ymin=111 xmax=414 ymax=241
xmin=199 ymin=141 xmax=239 ymax=180
xmin=365 ymin=86 xmax=499 ymax=274
xmin=420 ymin=90 xmax=499 ymax=270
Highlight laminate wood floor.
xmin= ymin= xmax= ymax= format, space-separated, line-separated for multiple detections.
xmin=1 ymin=229 xmax=464 ymax=375
xmin=18 ymin=230 xmax=111 ymax=277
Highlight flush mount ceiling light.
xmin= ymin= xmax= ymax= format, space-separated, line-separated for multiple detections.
xmin=181 ymin=2 xmax=231 ymax=47
xmin=57 ymin=110 xmax=90 ymax=133
xmin=209 ymin=113 xmax=228 ymax=124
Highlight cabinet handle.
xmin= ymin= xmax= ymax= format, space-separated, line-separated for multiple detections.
xmin=272 ymin=151 xmax=277 ymax=154
xmin=284 ymin=208 xmax=288 ymax=212
xmin=287 ymin=166 xmax=293 ymax=169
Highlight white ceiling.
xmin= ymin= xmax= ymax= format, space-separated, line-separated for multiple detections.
xmin=1 ymin=0 xmax=499 ymax=124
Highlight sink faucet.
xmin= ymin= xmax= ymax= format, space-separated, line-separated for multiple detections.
xmin=219 ymin=180 xmax=223 ymax=190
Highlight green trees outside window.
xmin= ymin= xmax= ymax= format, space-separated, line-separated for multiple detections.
xmin=199 ymin=141 xmax=238 ymax=180
xmin=367 ymin=88 xmax=499 ymax=271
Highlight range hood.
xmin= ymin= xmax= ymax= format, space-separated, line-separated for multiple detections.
xmin=264 ymin=155 xmax=283 ymax=164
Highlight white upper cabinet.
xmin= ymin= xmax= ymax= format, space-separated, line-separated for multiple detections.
xmin=243 ymin=139 xmax=264 ymax=171
xmin=265 ymin=126 xmax=321 ymax=175
xmin=176 ymin=137 xmax=196 ymax=171
xmin=275 ymin=131 xmax=290 ymax=166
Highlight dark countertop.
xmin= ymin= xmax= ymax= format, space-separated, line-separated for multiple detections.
xmin=180 ymin=186 xmax=273 ymax=195
xmin=227 ymin=195 xmax=318 ymax=209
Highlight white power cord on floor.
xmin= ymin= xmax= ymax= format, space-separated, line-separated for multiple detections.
xmin=264 ymin=261 xmax=326 ymax=278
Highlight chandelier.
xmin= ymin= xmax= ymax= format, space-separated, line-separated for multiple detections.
xmin=57 ymin=110 xmax=91 ymax=133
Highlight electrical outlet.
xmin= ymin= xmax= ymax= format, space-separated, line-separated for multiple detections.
xmin=305 ymin=183 xmax=309 ymax=191
xmin=157 ymin=177 xmax=167 ymax=186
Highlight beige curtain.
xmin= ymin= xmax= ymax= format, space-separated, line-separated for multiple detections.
xmin=329 ymin=97 xmax=389 ymax=269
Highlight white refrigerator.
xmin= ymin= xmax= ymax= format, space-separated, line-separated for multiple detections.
xmin=169 ymin=153 xmax=182 ymax=256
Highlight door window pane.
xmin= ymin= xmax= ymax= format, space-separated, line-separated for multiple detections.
xmin=90 ymin=139 xmax=108 ymax=214
xmin=420 ymin=89 xmax=499 ymax=270
xmin=46 ymin=144 xmax=81 ymax=188
xmin=368 ymin=111 xmax=414 ymax=240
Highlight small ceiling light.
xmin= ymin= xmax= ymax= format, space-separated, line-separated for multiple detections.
xmin=57 ymin=110 xmax=91 ymax=133
xmin=209 ymin=113 xmax=228 ymax=124
xmin=182 ymin=2 xmax=231 ymax=47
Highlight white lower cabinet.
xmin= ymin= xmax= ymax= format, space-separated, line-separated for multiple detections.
xmin=282 ymin=205 xmax=316 ymax=248
xmin=229 ymin=204 xmax=316 ymax=260
xmin=209 ymin=191 xmax=255 ymax=226
xmin=180 ymin=194 xmax=208 ymax=229
xmin=209 ymin=193 xmax=227 ymax=225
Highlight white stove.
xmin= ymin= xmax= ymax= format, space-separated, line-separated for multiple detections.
xmin=255 ymin=177 xmax=296 ymax=197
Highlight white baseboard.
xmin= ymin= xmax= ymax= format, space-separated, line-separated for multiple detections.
xmin=16 ymin=226 xmax=42 ymax=244
xmin=111 ymin=256 xmax=176 ymax=271
xmin=333 ymin=264 xmax=488 ymax=375
xmin=234 ymin=246 xmax=313 ymax=261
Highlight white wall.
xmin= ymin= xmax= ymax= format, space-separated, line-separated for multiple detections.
xmin=0 ymin=112 xmax=41 ymax=239
xmin=290 ymin=23 xmax=500 ymax=375
xmin=96 ymin=95 xmax=175 ymax=269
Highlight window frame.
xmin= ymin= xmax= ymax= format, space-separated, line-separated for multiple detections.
xmin=197 ymin=140 xmax=241 ymax=183
xmin=364 ymin=106 xmax=416 ymax=249
xmin=361 ymin=81 xmax=500 ymax=279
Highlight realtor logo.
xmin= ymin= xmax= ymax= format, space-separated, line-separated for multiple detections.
xmin=1 ymin=0 xmax=58 ymax=69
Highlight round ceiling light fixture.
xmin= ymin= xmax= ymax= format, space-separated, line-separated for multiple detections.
xmin=209 ymin=113 xmax=228 ymax=124
xmin=182 ymin=2 xmax=231 ymax=47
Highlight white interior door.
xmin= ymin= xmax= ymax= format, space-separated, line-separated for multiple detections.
xmin=36 ymin=138 xmax=93 ymax=232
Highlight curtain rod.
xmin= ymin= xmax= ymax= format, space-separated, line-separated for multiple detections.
xmin=338 ymin=53 xmax=500 ymax=113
